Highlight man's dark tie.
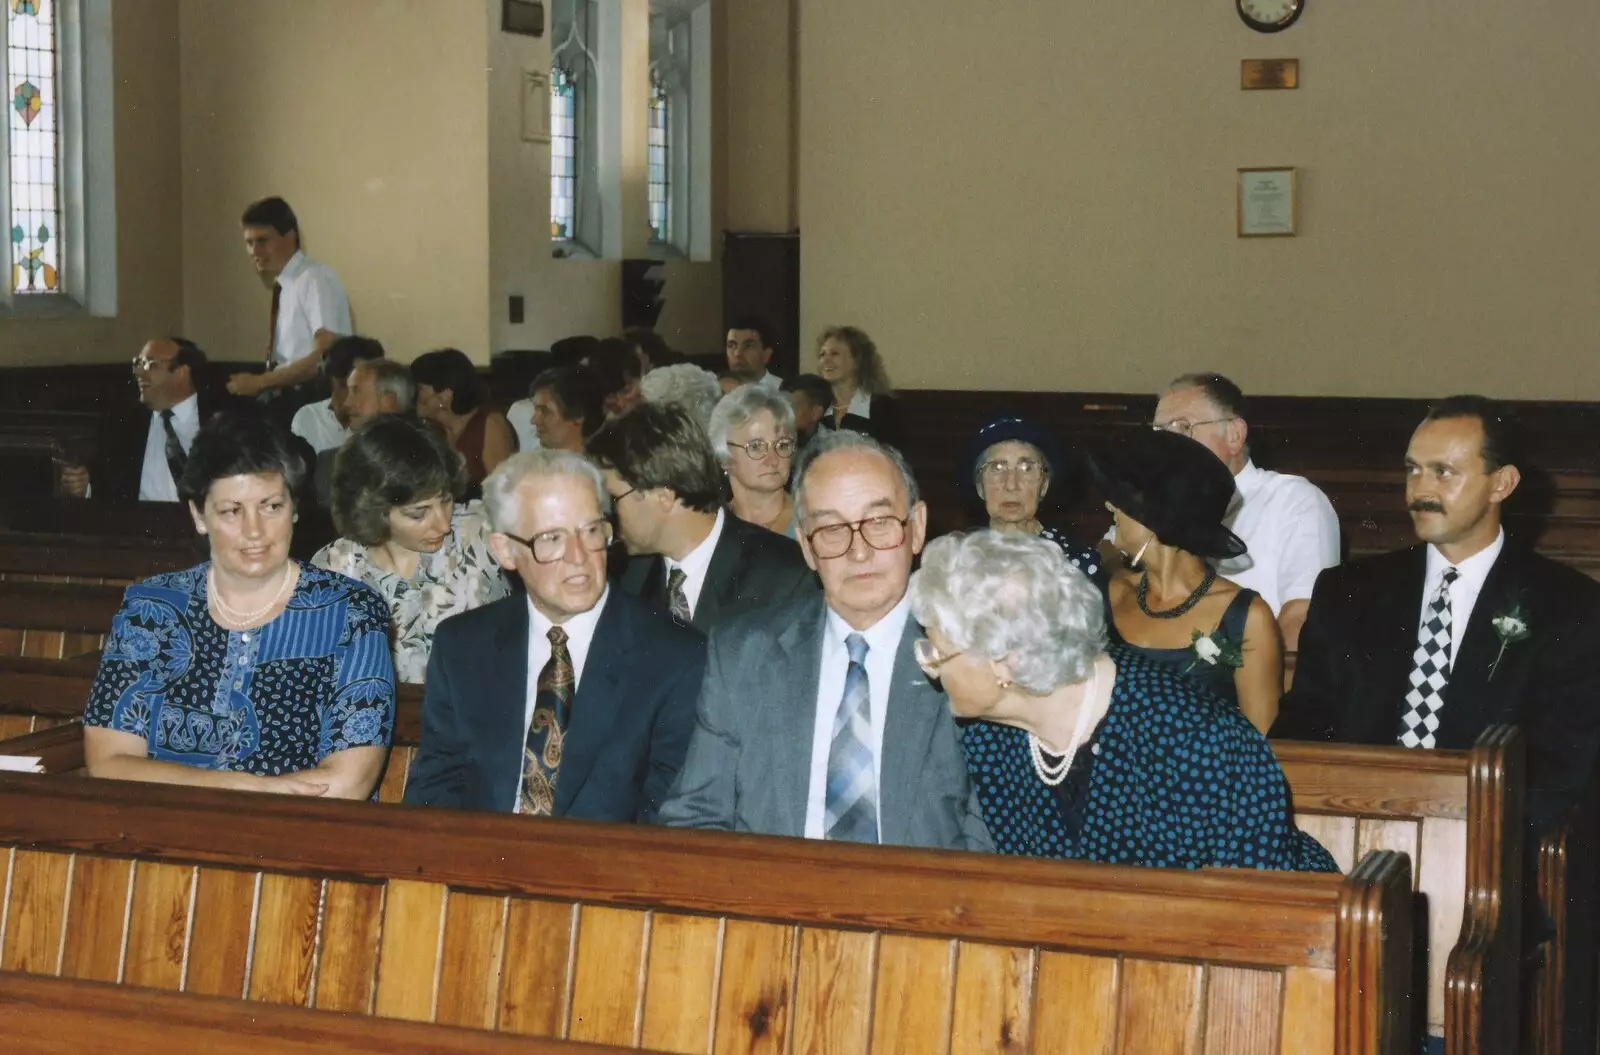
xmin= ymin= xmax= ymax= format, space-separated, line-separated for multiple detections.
xmin=666 ymin=566 xmax=692 ymax=625
xmin=265 ymin=280 xmax=282 ymax=368
xmin=519 ymin=625 xmax=574 ymax=816
xmin=160 ymin=409 xmax=187 ymax=487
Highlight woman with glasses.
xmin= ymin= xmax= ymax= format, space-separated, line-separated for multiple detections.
xmin=311 ymin=416 xmax=512 ymax=683
xmin=907 ymin=530 xmax=1335 ymax=872
xmin=82 ymin=409 xmax=396 ymax=800
xmin=709 ymin=384 xmax=800 ymax=539
xmin=1092 ymin=429 xmax=1283 ymax=733
xmin=961 ymin=415 xmax=1098 ymax=580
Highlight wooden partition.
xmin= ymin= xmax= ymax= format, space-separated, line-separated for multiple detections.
xmin=0 ymin=579 xmax=120 ymax=664
xmin=1276 ymin=729 xmax=1525 ymax=1055
xmin=0 ymin=775 xmax=1415 ymax=1054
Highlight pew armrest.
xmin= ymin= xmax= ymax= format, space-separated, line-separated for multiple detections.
xmin=0 ymin=720 xmax=85 ymax=774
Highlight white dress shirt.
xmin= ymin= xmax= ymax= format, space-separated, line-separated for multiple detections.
xmin=290 ymin=398 xmax=348 ymax=453
xmin=1418 ymin=529 xmax=1505 ymax=650
xmin=137 ymin=393 xmax=200 ymax=502
xmin=803 ymin=595 xmax=911 ymax=840
xmin=272 ymin=250 xmax=352 ymax=367
xmin=1218 ymin=460 xmax=1341 ymax=615
xmin=755 ymin=371 xmax=783 ymax=391
xmin=516 ymin=588 xmax=609 ymax=809
xmin=507 ymin=397 xmax=540 ymax=454
xmin=665 ymin=508 xmax=725 ymax=618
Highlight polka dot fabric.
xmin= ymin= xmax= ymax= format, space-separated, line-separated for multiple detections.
xmin=1039 ymin=526 xmax=1101 ymax=582
xmin=961 ymin=646 xmax=1338 ymax=872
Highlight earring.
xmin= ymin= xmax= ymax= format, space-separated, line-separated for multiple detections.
xmin=292 ymin=514 xmax=300 ymax=524
xmin=997 ymin=679 xmax=1013 ymax=690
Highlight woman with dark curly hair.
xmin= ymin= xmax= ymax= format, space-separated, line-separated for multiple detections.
xmin=83 ymin=409 xmax=396 ymax=799
xmin=312 ymin=415 xmax=511 ymax=682
xmin=410 ymin=347 xmax=516 ymax=484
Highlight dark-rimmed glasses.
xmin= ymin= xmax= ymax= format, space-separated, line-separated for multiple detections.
xmin=805 ymin=515 xmax=908 ymax=560
xmin=1153 ymin=417 xmax=1235 ymax=438
xmin=728 ymin=437 xmax=797 ymax=461
xmin=500 ymin=519 xmax=613 ymax=564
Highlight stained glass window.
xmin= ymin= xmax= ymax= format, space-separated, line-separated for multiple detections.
xmin=647 ymin=69 xmax=669 ymax=245
xmin=7 ymin=0 xmax=60 ymax=295
xmin=550 ymin=67 xmax=576 ymax=243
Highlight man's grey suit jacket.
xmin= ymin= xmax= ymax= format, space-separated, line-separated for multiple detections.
xmin=657 ymin=593 xmax=994 ymax=852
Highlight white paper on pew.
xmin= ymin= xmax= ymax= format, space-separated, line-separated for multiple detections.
xmin=0 ymin=756 xmax=43 ymax=773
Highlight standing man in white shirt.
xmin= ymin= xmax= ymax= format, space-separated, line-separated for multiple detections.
xmin=725 ymin=315 xmax=783 ymax=390
xmin=227 ymin=197 xmax=352 ymax=421
xmin=1152 ymin=373 xmax=1340 ymax=650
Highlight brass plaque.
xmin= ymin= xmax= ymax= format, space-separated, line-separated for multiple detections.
xmin=1241 ymin=59 xmax=1299 ymax=90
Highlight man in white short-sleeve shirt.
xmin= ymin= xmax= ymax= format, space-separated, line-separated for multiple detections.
xmin=1152 ymin=373 xmax=1340 ymax=650
xmin=228 ymin=197 xmax=351 ymax=412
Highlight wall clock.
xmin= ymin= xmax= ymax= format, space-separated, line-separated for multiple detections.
xmin=1238 ymin=0 xmax=1303 ymax=33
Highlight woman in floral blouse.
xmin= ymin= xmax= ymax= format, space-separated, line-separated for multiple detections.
xmin=313 ymin=415 xmax=512 ymax=683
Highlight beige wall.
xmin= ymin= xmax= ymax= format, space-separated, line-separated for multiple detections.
xmin=723 ymin=0 xmax=794 ymax=232
xmin=0 ymin=0 xmax=183 ymax=367
xmin=798 ymin=1 xmax=1600 ymax=398
xmin=179 ymin=0 xmax=490 ymax=364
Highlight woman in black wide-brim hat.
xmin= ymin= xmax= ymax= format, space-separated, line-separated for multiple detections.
xmin=960 ymin=414 xmax=1100 ymax=581
xmin=1090 ymin=428 xmax=1283 ymax=732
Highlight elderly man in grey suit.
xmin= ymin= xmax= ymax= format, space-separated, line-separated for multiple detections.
xmin=658 ymin=430 xmax=992 ymax=851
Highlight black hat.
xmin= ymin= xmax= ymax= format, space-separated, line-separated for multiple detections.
xmin=1088 ymin=429 xmax=1246 ymax=560
xmin=958 ymin=414 xmax=1074 ymax=508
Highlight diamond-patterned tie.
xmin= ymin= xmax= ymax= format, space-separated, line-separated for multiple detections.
xmin=519 ymin=625 xmax=574 ymax=816
xmin=824 ymin=633 xmax=878 ymax=843
xmin=160 ymin=409 xmax=187 ymax=488
xmin=1399 ymin=567 xmax=1459 ymax=749
xmin=666 ymin=566 xmax=692 ymax=626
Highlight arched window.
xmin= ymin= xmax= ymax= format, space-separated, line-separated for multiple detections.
xmin=646 ymin=67 xmax=669 ymax=245
xmin=8 ymin=0 xmax=61 ymax=295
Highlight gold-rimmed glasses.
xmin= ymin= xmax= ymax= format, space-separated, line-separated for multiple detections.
xmin=914 ymin=637 xmax=965 ymax=678
xmin=804 ymin=515 xmax=908 ymax=560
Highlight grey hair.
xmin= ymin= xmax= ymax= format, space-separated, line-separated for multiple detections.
xmin=481 ymin=449 xmax=611 ymax=535
xmin=909 ymin=530 xmax=1106 ymax=693
xmin=361 ymin=358 xmax=416 ymax=412
xmin=639 ymin=363 xmax=722 ymax=432
xmin=793 ymin=429 xmax=920 ymax=525
xmin=708 ymin=384 xmax=798 ymax=467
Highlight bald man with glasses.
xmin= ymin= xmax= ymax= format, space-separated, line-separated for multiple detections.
xmin=658 ymin=430 xmax=992 ymax=851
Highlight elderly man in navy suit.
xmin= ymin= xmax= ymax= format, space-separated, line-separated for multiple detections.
xmin=405 ymin=450 xmax=705 ymax=821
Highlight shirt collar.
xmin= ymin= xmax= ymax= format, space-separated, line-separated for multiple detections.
xmin=277 ymin=250 xmax=308 ymax=284
xmin=161 ymin=392 xmax=200 ymax=425
xmin=1235 ymin=458 xmax=1265 ymax=493
xmin=526 ymin=583 xmax=610 ymax=645
xmin=847 ymin=389 xmax=873 ymax=417
xmin=825 ymin=591 xmax=912 ymax=658
xmin=1425 ymin=527 xmax=1505 ymax=585
xmin=667 ymin=507 xmax=724 ymax=580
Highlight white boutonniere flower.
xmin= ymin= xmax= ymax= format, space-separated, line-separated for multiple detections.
xmin=1185 ymin=629 xmax=1243 ymax=674
xmin=1488 ymin=602 xmax=1531 ymax=682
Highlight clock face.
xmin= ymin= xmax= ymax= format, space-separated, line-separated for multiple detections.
xmin=1238 ymin=0 xmax=1303 ymax=33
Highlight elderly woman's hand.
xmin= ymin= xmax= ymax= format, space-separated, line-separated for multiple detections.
xmin=255 ymin=772 xmax=330 ymax=796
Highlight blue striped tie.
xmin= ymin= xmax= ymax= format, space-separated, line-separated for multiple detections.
xmin=824 ymin=633 xmax=877 ymax=843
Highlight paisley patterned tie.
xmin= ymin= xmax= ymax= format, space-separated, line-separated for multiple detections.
xmin=666 ymin=566 xmax=692 ymax=626
xmin=518 ymin=625 xmax=574 ymax=816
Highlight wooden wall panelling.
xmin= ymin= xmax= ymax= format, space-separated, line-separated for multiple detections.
xmin=1278 ymin=967 xmax=1336 ymax=1055
xmin=1295 ymin=814 xmax=1358 ymax=875
xmin=1200 ymin=967 xmax=1282 ymax=1055
xmin=789 ymin=927 xmax=876 ymax=1055
xmin=0 ymin=848 xmax=72 ymax=974
xmin=248 ymin=873 xmax=322 ymax=1006
xmin=1031 ymin=951 xmax=1120 ymax=1053
xmin=1417 ymin=818 xmax=1469 ymax=1041
xmin=184 ymin=866 xmax=259 ymax=998
xmin=1116 ymin=958 xmax=1205 ymax=1055
xmin=949 ymin=941 xmax=1036 ymax=1054
xmin=711 ymin=919 xmax=797 ymax=1055
xmin=434 ymin=891 xmax=509 ymax=1030
xmin=869 ymin=934 xmax=957 ymax=1055
xmin=568 ymin=905 xmax=649 ymax=1046
xmin=639 ymin=912 xmax=722 ymax=1054
xmin=121 ymin=860 xmax=195 ymax=991
xmin=497 ymin=897 xmax=577 ymax=1037
xmin=377 ymin=745 xmax=414 ymax=804
xmin=372 ymin=878 xmax=448 ymax=1022
xmin=313 ymin=879 xmax=386 ymax=1014
xmin=58 ymin=854 xmax=134 ymax=983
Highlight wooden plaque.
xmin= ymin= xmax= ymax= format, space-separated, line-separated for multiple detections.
xmin=1242 ymin=59 xmax=1299 ymax=90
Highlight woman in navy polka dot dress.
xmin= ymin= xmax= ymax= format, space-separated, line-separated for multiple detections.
xmin=908 ymin=530 xmax=1335 ymax=872
xmin=959 ymin=415 xmax=1100 ymax=580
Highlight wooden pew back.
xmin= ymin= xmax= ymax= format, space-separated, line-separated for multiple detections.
xmin=0 ymin=776 xmax=1415 ymax=1054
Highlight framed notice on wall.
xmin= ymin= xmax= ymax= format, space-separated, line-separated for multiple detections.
xmin=1238 ymin=167 xmax=1297 ymax=237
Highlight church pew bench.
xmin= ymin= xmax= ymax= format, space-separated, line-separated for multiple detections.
xmin=1275 ymin=728 xmax=1540 ymax=1055
xmin=0 ymin=775 xmax=1416 ymax=1055
xmin=0 ymin=973 xmax=650 ymax=1055
xmin=0 ymin=655 xmax=98 ymax=738
xmin=0 ymin=580 xmax=119 ymax=669
xmin=0 ymin=530 xmax=195 ymax=583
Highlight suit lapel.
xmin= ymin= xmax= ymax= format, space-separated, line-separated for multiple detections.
xmin=554 ymin=595 xmax=631 ymax=815
xmin=1440 ymin=546 xmax=1521 ymax=745
xmin=489 ymin=598 xmax=532 ymax=811
xmin=1362 ymin=548 xmax=1429 ymax=743
xmin=695 ymin=520 xmax=747 ymax=631
xmin=620 ymin=553 xmax=666 ymax=605
xmin=879 ymin=620 xmax=943 ymax=846
xmin=767 ymin=599 xmax=827 ymax=838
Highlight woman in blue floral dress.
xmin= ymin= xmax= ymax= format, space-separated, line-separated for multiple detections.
xmin=84 ymin=411 xmax=395 ymax=799
xmin=908 ymin=530 xmax=1334 ymax=872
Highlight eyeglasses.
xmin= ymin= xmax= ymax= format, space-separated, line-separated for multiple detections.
xmin=979 ymin=458 xmax=1045 ymax=482
xmin=728 ymin=438 xmax=797 ymax=461
xmin=913 ymin=637 xmax=965 ymax=677
xmin=131 ymin=356 xmax=174 ymax=373
xmin=804 ymin=515 xmax=908 ymax=560
xmin=1153 ymin=417 xmax=1235 ymax=438
xmin=500 ymin=519 xmax=614 ymax=564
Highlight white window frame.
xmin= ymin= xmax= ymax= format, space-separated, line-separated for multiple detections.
xmin=0 ymin=0 xmax=114 ymax=316
xmin=552 ymin=0 xmax=602 ymax=260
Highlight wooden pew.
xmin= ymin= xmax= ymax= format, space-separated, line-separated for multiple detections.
xmin=0 ymin=775 xmax=1415 ymax=1054
xmin=0 ymin=580 xmax=121 ymax=662
xmin=0 ymin=972 xmax=647 ymax=1055
xmin=0 ymin=655 xmax=98 ymax=738
xmin=0 ymin=530 xmax=197 ymax=584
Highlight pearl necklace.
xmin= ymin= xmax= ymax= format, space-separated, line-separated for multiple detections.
xmin=209 ymin=562 xmax=295 ymax=627
xmin=1029 ymin=658 xmax=1102 ymax=787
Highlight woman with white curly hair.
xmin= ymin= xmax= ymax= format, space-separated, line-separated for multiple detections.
xmin=708 ymin=384 xmax=798 ymax=538
xmin=639 ymin=362 xmax=722 ymax=433
xmin=907 ymin=530 xmax=1335 ymax=872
